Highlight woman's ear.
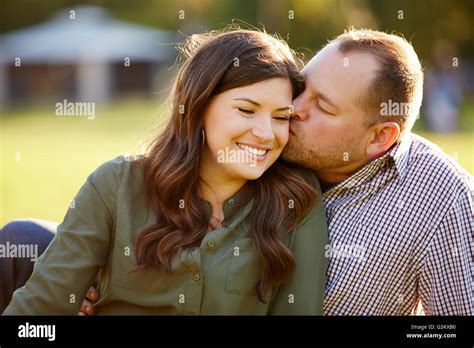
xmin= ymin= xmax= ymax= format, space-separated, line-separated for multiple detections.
xmin=366 ymin=122 xmax=400 ymax=158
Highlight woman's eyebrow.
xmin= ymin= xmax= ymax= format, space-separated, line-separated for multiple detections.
xmin=234 ymin=98 xmax=260 ymax=106
xmin=275 ymin=105 xmax=293 ymax=112
xmin=234 ymin=98 xmax=292 ymax=111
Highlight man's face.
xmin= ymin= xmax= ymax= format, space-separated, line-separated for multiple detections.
xmin=283 ymin=43 xmax=380 ymax=178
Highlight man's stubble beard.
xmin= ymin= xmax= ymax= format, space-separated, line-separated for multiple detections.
xmin=282 ymin=133 xmax=365 ymax=172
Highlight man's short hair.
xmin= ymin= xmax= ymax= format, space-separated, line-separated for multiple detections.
xmin=330 ymin=28 xmax=424 ymax=140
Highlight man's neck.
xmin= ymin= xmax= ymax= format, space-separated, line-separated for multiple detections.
xmin=315 ymin=147 xmax=396 ymax=192
xmin=315 ymin=156 xmax=380 ymax=191
xmin=315 ymin=162 xmax=365 ymax=186
xmin=318 ymin=179 xmax=338 ymax=194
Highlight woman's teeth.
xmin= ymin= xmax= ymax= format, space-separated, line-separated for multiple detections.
xmin=237 ymin=143 xmax=268 ymax=156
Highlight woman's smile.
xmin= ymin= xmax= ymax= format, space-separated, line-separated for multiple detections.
xmin=236 ymin=142 xmax=271 ymax=161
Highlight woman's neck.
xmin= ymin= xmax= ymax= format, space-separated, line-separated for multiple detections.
xmin=199 ymin=158 xmax=247 ymax=225
xmin=199 ymin=173 xmax=246 ymax=211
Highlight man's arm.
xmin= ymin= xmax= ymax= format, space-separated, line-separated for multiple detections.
xmin=418 ymin=189 xmax=473 ymax=315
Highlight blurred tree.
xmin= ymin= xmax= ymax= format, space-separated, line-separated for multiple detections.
xmin=1 ymin=0 xmax=473 ymax=63
xmin=367 ymin=0 xmax=474 ymax=62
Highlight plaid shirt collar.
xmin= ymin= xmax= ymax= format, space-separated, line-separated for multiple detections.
xmin=324 ymin=133 xmax=412 ymax=196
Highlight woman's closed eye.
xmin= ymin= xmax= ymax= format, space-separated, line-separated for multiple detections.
xmin=237 ymin=107 xmax=290 ymax=121
xmin=237 ymin=107 xmax=255 ymax=116
xmin=273 ymin=114 xmax=291 ymax=122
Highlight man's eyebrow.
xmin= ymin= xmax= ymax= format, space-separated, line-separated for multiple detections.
xmin=234 ymin=98 xmax=292 ymax=112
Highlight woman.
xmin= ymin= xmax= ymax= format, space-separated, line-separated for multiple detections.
xmin=3 ymin=29 xmax=328 ymax=315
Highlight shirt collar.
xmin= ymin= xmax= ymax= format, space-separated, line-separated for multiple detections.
xmin=389 ymin=133 xmax=412 ymax=180
xmin=324 ymin=133 xmax=412 ymax=194
xmin=198 ymin=183 xmax=254 ymax=225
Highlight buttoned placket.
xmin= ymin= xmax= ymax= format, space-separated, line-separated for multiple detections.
xmin=181 ymin=196 xmax=254 ymax=315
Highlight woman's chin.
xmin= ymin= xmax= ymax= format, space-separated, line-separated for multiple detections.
xmin=229 ymin=164 xmax=268 ymax=181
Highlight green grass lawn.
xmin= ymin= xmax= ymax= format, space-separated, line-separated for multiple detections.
xmin=1 ymin=99 xmax=473 ymax=226
xmin=1 ymin=100 xmax=166 ymax=226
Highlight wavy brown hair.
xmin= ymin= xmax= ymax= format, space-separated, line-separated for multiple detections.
xmin=134 ymin=29 xmax=317 ymax=302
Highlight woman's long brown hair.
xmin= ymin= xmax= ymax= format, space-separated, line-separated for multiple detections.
xmin=134 ymin=29 xmax=317 ymax=302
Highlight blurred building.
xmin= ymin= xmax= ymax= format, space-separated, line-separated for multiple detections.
xmin=0 ymin=6 xmax=176 ymax=106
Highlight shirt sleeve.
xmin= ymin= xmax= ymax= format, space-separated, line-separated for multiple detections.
xmin=2 ymin=158 xmax=122 ymax=315
xmin=267 ymin=184 xmax=329 ymax=315
xmin=418 ymin=189 xmax=474 ymax=315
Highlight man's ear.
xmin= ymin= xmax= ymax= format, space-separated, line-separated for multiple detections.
xmin=366 ymin=121 xmax=400 ymax=158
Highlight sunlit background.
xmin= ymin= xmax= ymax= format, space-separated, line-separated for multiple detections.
xmin=1 ymin=0 xmax=473 ymax=225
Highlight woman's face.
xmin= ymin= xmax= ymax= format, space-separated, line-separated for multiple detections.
xmin=201 ymin=77 xmax=293 ymax=181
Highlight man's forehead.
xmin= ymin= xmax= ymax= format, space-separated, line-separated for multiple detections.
xmin=300 ymin=44 xmax=380 ymax=112
xmin=302 ymin=44 xmax=339 ymax=73
xmin=300 ymin=45 xmax=341 ymax=95
xmin=304 ymin=44 xmax=378 ymax=75
xmin=302 ymin=45 xmax=379 ymax=92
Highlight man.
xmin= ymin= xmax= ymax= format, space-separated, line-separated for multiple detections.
xmin=1 ymin=29 xmax=472 ymax=315
xmin=282 ymin=29 xmax=473 ymax=315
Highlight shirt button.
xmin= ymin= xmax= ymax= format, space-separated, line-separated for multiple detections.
xmin=193 ymin=273 xmax=200 ymax=281
xmin=228 ymin=198 xmax=235 ymax=205
xmin=207 ymin=240 xmax=216 ymax=248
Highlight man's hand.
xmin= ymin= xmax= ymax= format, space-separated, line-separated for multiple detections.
xmin=78 ymin=286 xmax=99 ymax=316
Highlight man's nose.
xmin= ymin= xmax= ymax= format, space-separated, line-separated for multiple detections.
xmin=292 ymin=95 xmax=308 ymax=121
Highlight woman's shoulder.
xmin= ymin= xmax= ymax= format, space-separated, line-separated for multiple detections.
xmin=87 ymin=155 xmax=146 ymax=200
xmin=294 ymin=172 xmax=325 ymax=229
xmin=299 ymin=169 xmax=322 ymax=194
xmin=90 ymin=155 xmax=144 ymax=183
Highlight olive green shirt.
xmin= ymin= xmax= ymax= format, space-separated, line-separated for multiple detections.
xmin=4 ymin=156 xmax=328 ymax=315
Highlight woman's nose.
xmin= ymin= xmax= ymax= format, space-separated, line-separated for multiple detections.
xmin=251 ymin=117 xmax=275 ymax=141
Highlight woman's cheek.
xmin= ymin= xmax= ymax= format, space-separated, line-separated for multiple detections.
xmin=274 ymin=122 xmax=290 ymax=148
